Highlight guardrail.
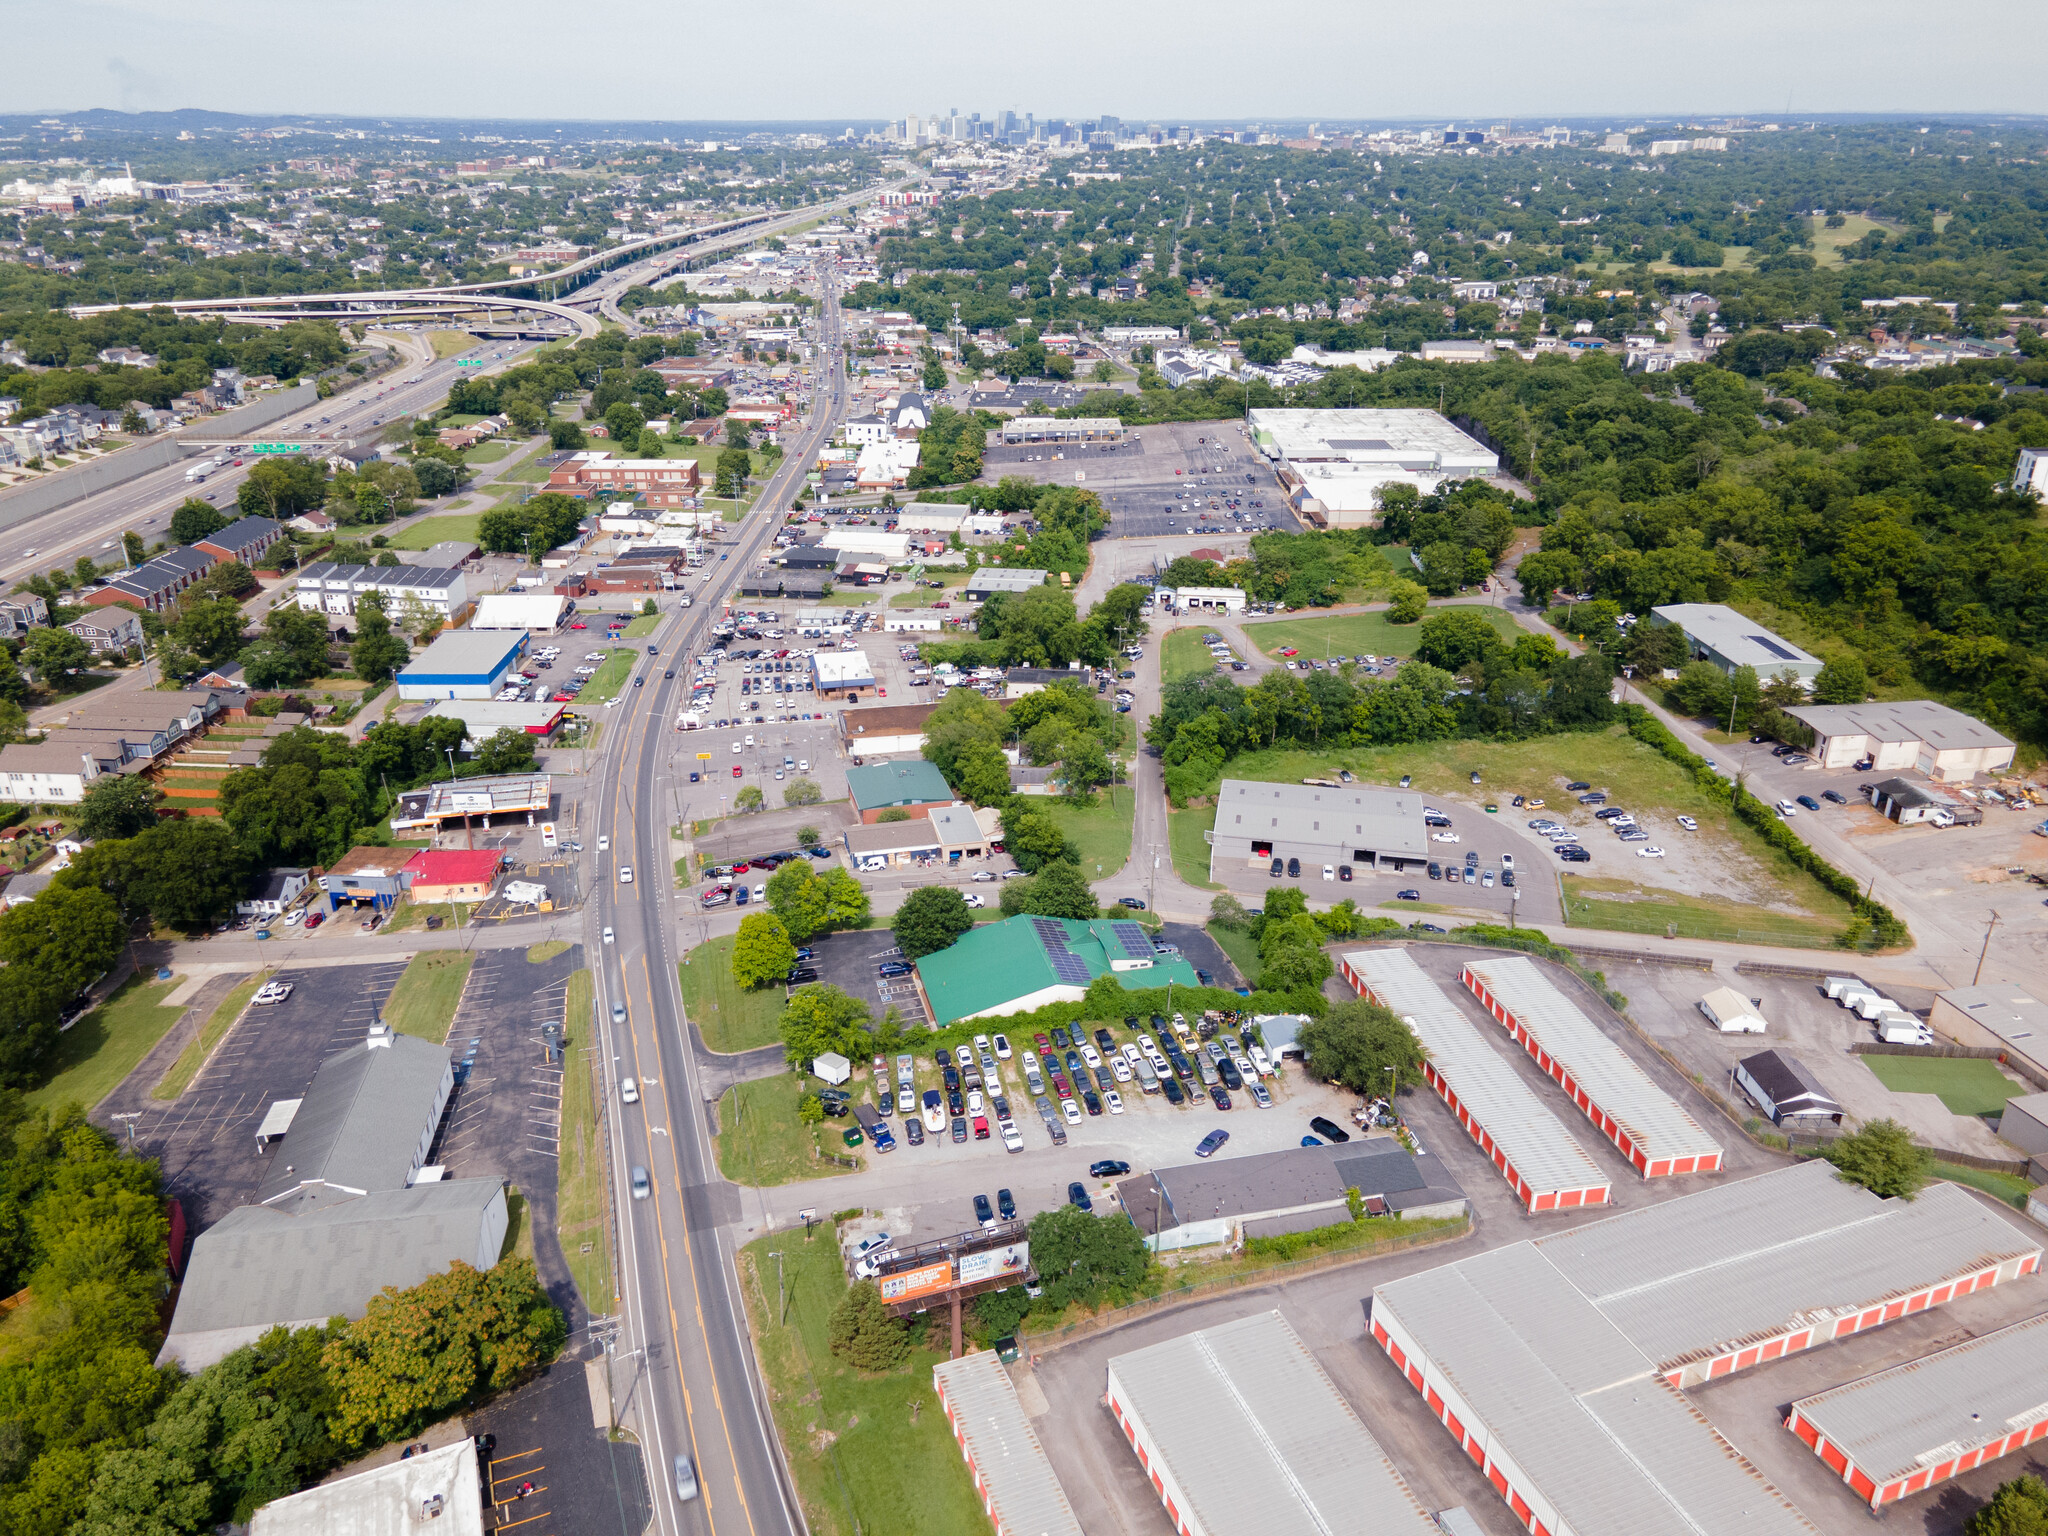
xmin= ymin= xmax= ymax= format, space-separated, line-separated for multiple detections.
xmin=1567 ymin=943 xmax=1715 ymax=971
xmin=1735 ymin=960 xmax=1867 ymax=982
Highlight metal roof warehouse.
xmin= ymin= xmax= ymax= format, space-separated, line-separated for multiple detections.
xmin=931 ymin=1351 xmax=1084 ymax=1536
xmin=1462 ymin=956 xmax=1724 ymax=1177
xmin=915 ymin=914 xmax=1201 ymax=1025
xmin=1786 ymin=1309 xmax=2048 ymax=1511
xmin=1105 ymin=1309 xmax=1439 ymax=1536
xmin=1368 ymin=1162 xmax=2042 ymax=1536
xmin=1341 ymin=948 xmax=1610 ymax=1212
xmin=1208 ymin=779 xmax=1430 ymax=880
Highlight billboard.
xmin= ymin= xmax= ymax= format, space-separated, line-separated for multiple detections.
xmin=956 ymin=1241 xmax=1029 ymax=1288
xmin=878 ymin=1261 xmax=951 ymax=1306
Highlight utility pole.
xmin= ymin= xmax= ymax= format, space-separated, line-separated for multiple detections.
xmin=1973 ymin=910 xmax=2000 ymax=986
xmin=769 ymin=1250 xmax=787 ymax=1326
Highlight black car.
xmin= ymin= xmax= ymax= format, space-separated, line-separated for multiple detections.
xmin=1209 ymin=1084 xmax=1232 ymax=1110
xmin=904 ymin=1117 xmax=925 ymax=1146
xmin=1217 ymin=1057 xmax=1243 ymax=1090
xmin=1196 ymin=968 xmax=1215 ymax=985
xmin=997 ymin=1188 xmax=1016 ymax=1220
xmin=973 ymin=1193 xmax=994 ymax=1227
xmin=1067 ymin=1182 xmax=1093 ymax=1212
xmin=1082 ymin=1090 xmax=1103 ymax=1116
xmin=1167 ymin=1047 xmax=1194 ymax=1079
xmin=1565 ymin=780 xmax=1590 ymax=791
xmin=786 ymin=968 xmax=818 ymax=985
xmin=1161 ymin=1075 xmax=1186 ymax=1105
xmin=1093 ymin=1028 xmax=1116 ymax=1055
xmin=947 ymin=1089 xmax=964 ymax=1116
xmin=1502 ymin=869 xmax=1516 ymax=888
xmin=1269 ymin=857 xmax=1284 ymax=876
xmin=1397 ymin=889 xmax=1422 ymax=900
xmin=1822 ymin=790 xmax=1848 ymax=804
xmin=1465 ymin=849 xmax=1479 ymax=863
xmin=1089 ymin=1159 xmax=1131 ymax=1178
xmin=1308 ymin=1115 xmax=1352 ymax=1143
xmin=1050 ymin=1025 xmax=1071 ymax=1048
xmin=950 ymin=1116 xmax=969 ymax=1143
xmin=1560 ymin=847 xmax=1592 ymax=863
xmin=934 ymin=1047 xmax=951 ymax=1069
xmin=1427 ymin=862 xmax=1442 ymax=880
xmin=942 ymin=1064 xmax=960 ymax=1092
xmin=1286 ymin=857 xmax=1301 ymax=877
xmin=1117 ymin=896 xmax=1147 ymax=910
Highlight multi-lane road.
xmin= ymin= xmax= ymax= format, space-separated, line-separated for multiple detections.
xmin=585 ymin=253 xmax=846 ymax=1536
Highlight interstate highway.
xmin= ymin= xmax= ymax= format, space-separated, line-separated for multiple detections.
xmin=585 ymin=250 xmax=847 ymax=1536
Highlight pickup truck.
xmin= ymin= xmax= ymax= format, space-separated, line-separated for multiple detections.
xmin=853 ymin=1101 xmax=894 ymax=1152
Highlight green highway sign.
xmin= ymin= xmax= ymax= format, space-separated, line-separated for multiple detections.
xmin=455 ymin=359 xmax=485 ymax=368
xmin=251 ymin=442 xmax=299 ymax=454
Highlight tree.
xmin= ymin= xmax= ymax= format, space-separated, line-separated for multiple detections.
xmin=347 ymin=591 xmax=408 ymax=687
xmin=1811 ymin=655 xmax=1869 ymax=705
xmin=1209 ymin=893 xmax=1251 ymax=929
xmin=604 ymin=401 xmax=646 ymax=445
xmin=0 ymin=700 xmax=27 ymax=746
xmin=476 ymin=492 xmax=584 ymax=559
xmin=120 ymin=819 xmax=251 ymax=930
xmin=893 ymin=886 xmax=973 ymax=960
xmin=999 ymin=803 xmax=1075 ymax=872
xmin=121 ymin=530 xmax=146 ymax=567
xmin=783 ymin=777 xmax=822 ymax=806
xmin=168 ymin=501 xmax=228 ymax=546
xmin=1966 ymin=1475 xmax=2048 ymax=1536
xmin=714 ymin=447 xmax=752 ymax=499
xmin=1295 ymin=1000 xmax=1425 ymax=1095
xmin=1414 ymin=609 xmax=1506 ymax=672
xmin=735 ymin=784 xmax=765 ymax=813
xmin=996 ymin=859 xmax=1099 ymax=920
xmin=321 ymin=1258 xmax=563 ymax=1449
xmin=175 ymin=596 xmax=247 ymax=663
xmin=1026 ymin=1203 xmax=1149 ymax=1309
xmin=77 ymin=775 xmax=158 ymax=841
xmin=548 ymin=419 xmax=586 ymax=451
xmin=0 ymin=885 xmax=125 ymax=999
xmin=796 ymin=826 xmax=820 ymax=847
xmin=731 ymin=912 xmax=797 ymax=989
xmin=1384 ymin=578 xmax=1429 ymax=624
xmin=1823 ymin=1119 xmax=1931 ymax=1200
xmin=778 ymin=983 xmax=871 ymax=1068
xmin=22 ymin=625 xmax=93 ymax=685
xmin=827 ymin=1281 xmax=909 ymax=1372
xmin=472 ymin=727 xmax=537 ymax=776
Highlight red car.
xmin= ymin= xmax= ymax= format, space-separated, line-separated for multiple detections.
xmin=1278 ymin=647 xmax=1299 ymax=657
xmin=570 ymin=621 xmax=587 ymax=630
xmin=305 ymin=912 xmax=325 ymax=929
xmin=732 ymin=765 xmax=742 ymax=777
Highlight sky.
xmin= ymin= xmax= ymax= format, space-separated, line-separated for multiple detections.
xmin=6 ymin=0 xmax=2048 ymax=124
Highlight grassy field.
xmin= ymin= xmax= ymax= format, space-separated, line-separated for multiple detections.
xmin=381 ymin=899 xmax=470 ymax=935
xmin=29 ymin=973 xmax=187 ymax=1112
xmin=1204 ymin=921 xmax=1261 ymax=986
xmin=558 ymin=968 xmax=613 ymax=1311
xmin=1212 ymin=725 xmax=1855 ymax=929
xmin=1168 ymin=806 xmax=1222 ymax=890
xmin=381 ymin=951 xmax=473 ymax=1041
xmin=736 ymin=1228 xmax=985 ymax=1536
xmin=152 ymin=968 xmax=269 ymax=1101
xmin=1862 ymin=1055 xmax=2022 ymax=1118
xmin=388 ymin=513 xmax=484 ymax=550
xmin=622 ymin=613 xmax=660 ymax=638
xmin=715 ymin=1075 xmax=857 ymax=1187
xmin=681 ymin=936 xmax=786 ymax=1053
xmin=582 ymin=648 xmax=635 ymax=704
xmin=527 ymin=940 xmax=571 ymax=963
xmin=1164 ymin=626 xmax=1228 ymax=685
xmin=1808 ymin=213 xmax=1893 ymax=267
xmin=1934 ymin=1162 xmax=2032 ymax=1210
xmin=1562 ymin=876 xmax=1848 ymax=948
xmin=427 ymin=330 xmax=474 ymax=359
xmin=1243 ymin=605 xmax=1520 ymax=662
xmin=1043 ymin=790 xmax=1136 ymax=879
xmin=495 ymin=453 xmax=552 ymax=484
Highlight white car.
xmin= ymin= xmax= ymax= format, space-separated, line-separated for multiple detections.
xmin=732 ymin=741 xmax=742 ymax=754
xmin=603 ymin=926 xmax=615 ymax=943
xmin=1676 ymin=815 xmax=1699 ymax=831
xmin=1250 ymin=1044 xmax=1273 ymax=1076
xmin=598 ymin=834 xmax=610 ymax=851
xmin=1080 ymin=1044 xmax=1102 ymax=1068
xmin=745 ymin=733 xmax=755 ymax=746
xmin=619 ymin=866 xmax=634 ymax=884
xmin=956 ymin=1045 xmax=975 ymax=1069
xmin=1431 ymin=831 xmax=1461 ymax=844
xmin=1061 ymin=1097 xmax=1083 ymax=1125
xmin=963 ymin=893 xmax=985 ymax=908
xmin=1774 ymin=799 xmax=1798 ymax=817
xmin=1111 ymin=1057 xmax=1131 ymax=1082
xmin=967 ymin=1089 xmax=984 ymax=1116
xmin=1105 ymin=1090 xmax=1125 ymax=1114
xmin=1500 ymin=853 xmax=1514 ymax=869
xmin=1637 ymin=846 xmax=1666 ymax=859
xmin=253 ymin=981 xmax=294 ymax=1006
xmin=972 ymin=870 xmax=996 ymax=882
xmin=798 ymin=759 xmax=809 ymax=771
xmin=1021 ymin=1049 xmax=1038 ymax=1074
xmin=283 ymin=909 xmax=304 ymax=926
xmin=1322 ymin=864 xmax=1336 ymax=880
xmin=993 ymin=1034 xmax=1011 ymax=1059
xmin=620 ymin=1077 xmax=639 ymax=1104
xmin=752 ymin=883 xmax=764 ymax=902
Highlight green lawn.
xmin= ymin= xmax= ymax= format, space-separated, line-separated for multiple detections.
xmin=1215 ymin=725 xmax=1854 ymax=930
xmin=622 ymin=613 xmax=661 ymax=638
xmin=1042 ymin=790 xmax=1135 ymax=879
xmin=1204 ymin=921 xmax=1261 ymax=987
xmin=1934 ymin=1161 xmax=2032 ymax=1210
xmin=526 ymin=940 xmax=570 ymax=963
xmin=29 ymin=973 xmax=188 ymax=1112
xmin=681 ymin=937 xmax=787 ymax=1053
xmin=582 ymin=648 xmax=635 ymax=704
xmin=496 ymin=454 xmax=553 ymax=484
xmin=381 ymin=951 xmax=473 ymax=1041
xmin=153 ymin=968 xmax=270 ymax=1100
xmin=1164 ymin=626 xmax=1229 ymax=685
xmin=1562 ymin=876 xmax=1848 ymax=948
xmin=427 ymin=330 xmax=474 ymax=360
xmin=388 ymin=513 xmax=484 ymax=550
xmin=1243 ymin=605 xmax=1520 ymax=662
xmin=1808 ymin=213 xmax=1894 ymax=267
xmin=715 ymin=1075 xmax=857 ymax=1187
xmin=558 ymin=969 xmax=613 ymax=1310
xmin=1862 ymin=1055 xmax=2022 ymax=1118
xmin=737 ymin=1228 xmax=986 ymax=1536
xmin=1168 ymin=805 xmax=1222 ymax=890
xmin=461 ymin=440 xmax=514 ymax=464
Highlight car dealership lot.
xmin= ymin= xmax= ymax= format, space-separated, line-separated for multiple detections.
xmin=981 ymin=421 xmax=1301 ymax=540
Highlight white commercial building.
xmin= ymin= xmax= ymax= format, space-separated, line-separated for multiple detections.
xmin=1246 ymin=408 xmax=1499 ymax=525
xmin=883 ymin=612 xmax=942 ymax=631
xmin=1649 ymin=603 xmax=1823 ymax=684
xmin=293 ymin=561 xmax=468 ymax=620
xmin=812 ymin=650 xmax=878 ymax=694
xmin=820 ymin=526 xmax=912 ymax=561
xmin=251 ymin=1438 xmax=484 ymax=1536
xmin=2015 ymin=446 xmax=2048 ymax=498
xmin=469 ymin=593 xmax=569 ymax=631
xmin=1784 ymin=700 xmax=2015 ymax=781
xmin=1157 ymin=585 xmax=1246 ymax=613
xmin=965 ymin=568 xmax=1047 ymax=598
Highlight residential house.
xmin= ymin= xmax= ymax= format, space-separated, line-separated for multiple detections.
xmin=236 ymin=868 xmax=310 ymax=918
xmin=0 ymin=594 xmax=49 ymax=640
xmin=85 ymin=546 xmax=218 ymax=612
xmin=64 ymin=610 xmax=143 ymax=654
xmin=193 ymin=515 xmax=286 ymax=569
xmin=292 ymin=562 xmax=468 ymax=621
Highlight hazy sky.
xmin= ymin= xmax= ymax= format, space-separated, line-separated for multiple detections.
xmin=8 ymin=0 xmax=2047 ymax=124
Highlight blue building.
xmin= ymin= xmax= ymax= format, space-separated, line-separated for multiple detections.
xmin=395 ymin=630 xmax=525 ymax=701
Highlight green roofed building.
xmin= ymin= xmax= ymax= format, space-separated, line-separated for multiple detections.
xmin=846 ymin=758 xmax=957 ymax=823
xmin=915 ymin=913 xmax=1203 ymax=1025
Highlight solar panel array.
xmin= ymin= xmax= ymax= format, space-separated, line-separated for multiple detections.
xmin=1111 ymin=921 xmax=1155 ymax=960
xmin=1033 ymin=919 xmax=1096 ymax=985
xmin=1749 ymin=634 xmax=1799 ymax=660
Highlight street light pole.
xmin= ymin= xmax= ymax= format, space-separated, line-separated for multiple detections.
xmin=1973 ymin=911 xmax=2001 ymax=986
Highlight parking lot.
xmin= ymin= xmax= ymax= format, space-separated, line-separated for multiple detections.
xmin=980 ymin=422 xmax=1301 ymax=540
xmin=469 ymin=1362 xmax=652 ymax=1536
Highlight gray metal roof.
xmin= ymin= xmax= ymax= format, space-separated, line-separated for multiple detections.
xmin=965 ymin=568 xmax=1048 ymax=593
xmin=256 ymin=1034 xmax=452 ymax=1205
xmin=1651 ymin=603 xmax=1821 ymax=673
xmin=250 ymin=1435 xmax=483 ymax=1536
xmin=1788 ymin=1310 xmax=2048 ymax=1487
xmin=1463 ymin=957 xmax=1724 ymax=1167
xmin=1219 ymin=780 xmax=1428 ymax=861
xmin=1105 ymin=1309 xmax=1438 ymax=1536
xmin=165 ymin=1179 xmax=502 ymax=1343
xmin=1534 ymin=1163 xmax=2040 ymax=1370
xmin=930 ymin=1352 xmax=1084 ymax=1536
xmin=1125 ymin=1137 xmax=1463 ymax=1231
xmin=1342 ymin=949 xmax=1608 ymax=1201
xmin=1784 ymin=699 xmax=2013 ymax=752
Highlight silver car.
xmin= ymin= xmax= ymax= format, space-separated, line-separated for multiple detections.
xmin=674 ymin=1455 xmax=699 ymax=1501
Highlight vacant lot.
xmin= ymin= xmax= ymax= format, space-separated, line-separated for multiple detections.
xmin=30 ymin=973 xmax=187 ymax=1111
xmin=681 ymin=937 xmax=786 ymax=1053
xmin=1861 ymin=1054 xmax=2022 ymax=1119
xmin=1164 ymin=626 xmax=1227 ymax=685
xmin=715 ymin=1075 xmax=856 ymax=1187
xmin=381 ymin=951 xmax=473 ymax=1041
xmin=1043 ymin=791 xmax=1135 ymax=879
xmin=557 ymin=968 xmax=612 ymax=1311
xmin=1562 ymin=875 xmax=1847 ymax=948
xmin=388 ymin=512 xmax=484 ymax=550
xmin=1243 ymin=605 xmax=1520 ymax=662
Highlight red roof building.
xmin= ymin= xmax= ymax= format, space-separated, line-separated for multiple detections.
xmin=401 ymin=848 xmax=505 ymax=903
